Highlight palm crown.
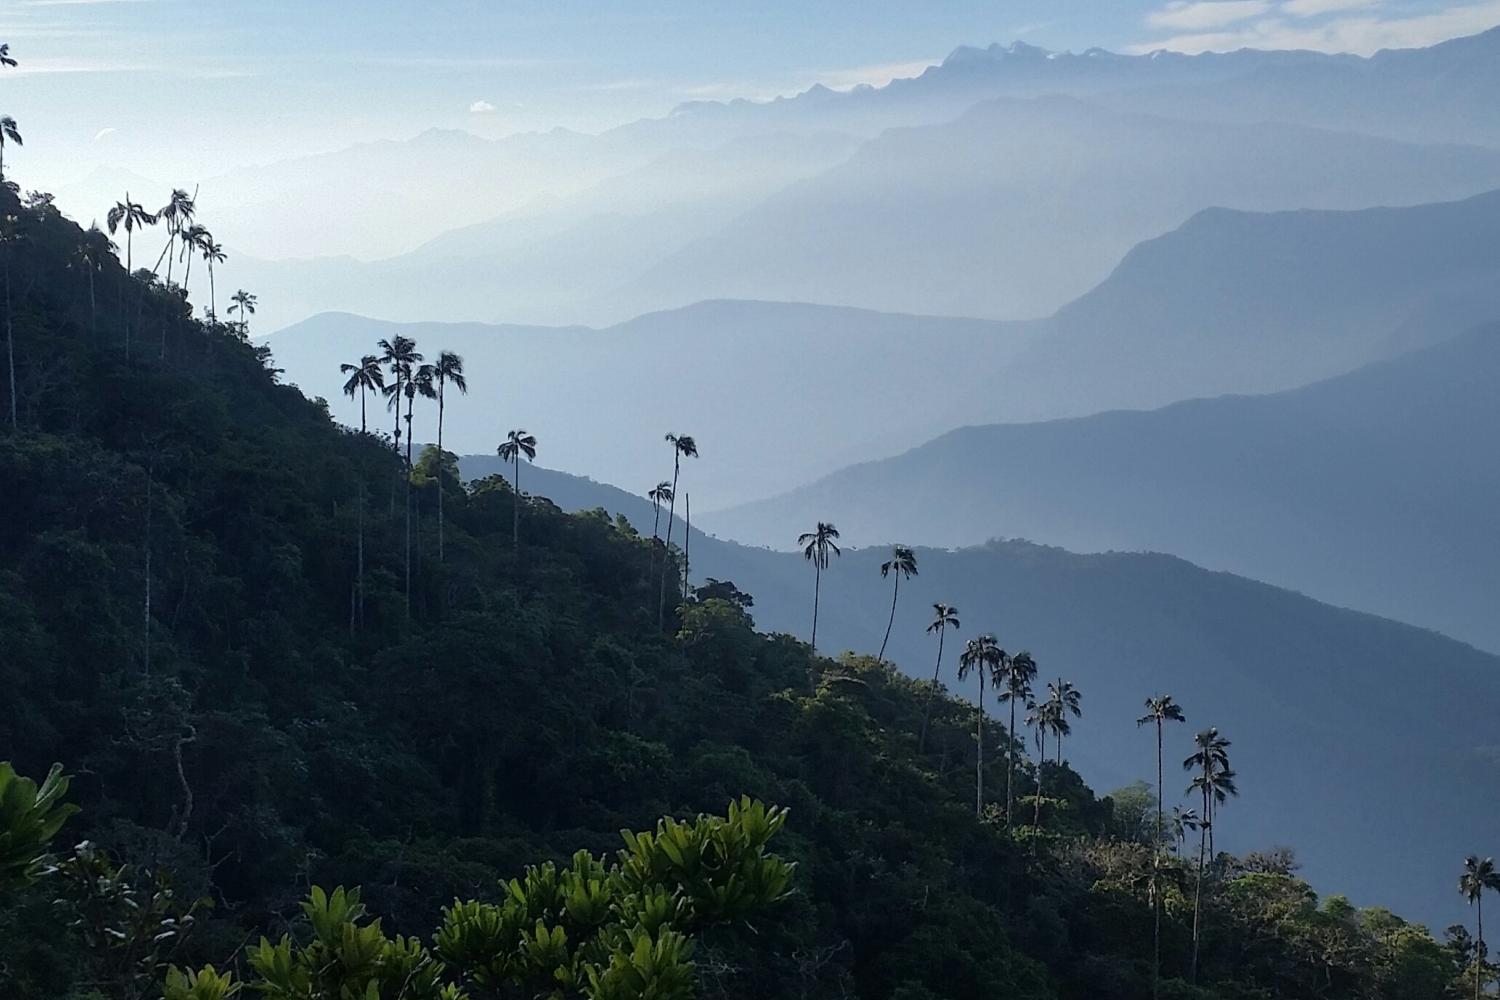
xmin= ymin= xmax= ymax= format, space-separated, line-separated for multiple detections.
xmin=927 ymin=603 xmax=959 ymax=634
xmin=498 ymin=429 xmax=538 ymax=464
xmin=798 ymin=522 xmax=841 ymax=569
xmin=665 ymin=433 xmax=698 ymax=460
xmin=1461 ymin=856 xmax=1500 ymax=904
xmin=341 ymin=355 xmax=386 ymax=398
xmin=434 ymin=350 xmax=467 ymax=393
xmin=1138 ymin=695 xmax=1186 ymax=729
xmin=881 ymin=545 xmax=918 ymax=580
xmin=957 ymin=634 xmax=1005 ymax=683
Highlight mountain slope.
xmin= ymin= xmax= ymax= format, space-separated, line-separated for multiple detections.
xmin=706 ymin=323 xmax=1500 ymax=652
xmin=459 ymin=456 xmax=1500 ymax=933
xmin=611 ymin=96 xmax=1500 ymax=322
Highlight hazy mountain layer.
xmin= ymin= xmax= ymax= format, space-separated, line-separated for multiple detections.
xmin=706 ymin=324 xmax=1500 ymax=652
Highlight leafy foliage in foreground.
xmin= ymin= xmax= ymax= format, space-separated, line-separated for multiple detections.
xmin=0 ymin=185 xmax=1480 ymax=999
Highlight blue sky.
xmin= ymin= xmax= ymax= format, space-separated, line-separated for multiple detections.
xmin=4 ymin=0 xmax=1500 ymax=183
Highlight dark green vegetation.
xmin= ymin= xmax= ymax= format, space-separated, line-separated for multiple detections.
xmin=0 ymin=186 xmax=1492 ymax=999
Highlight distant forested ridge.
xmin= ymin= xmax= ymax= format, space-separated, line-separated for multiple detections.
xmin=0 ymin=185 xmax=1484 ymax=1000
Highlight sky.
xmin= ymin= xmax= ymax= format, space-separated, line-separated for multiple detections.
xmin=3 ymin=0 xmax=1500 ymax=186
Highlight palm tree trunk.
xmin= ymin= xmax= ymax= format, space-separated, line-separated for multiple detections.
xmin=878 ymin=574 xmax=899 ymax=664
xmin=1192 ymin=787 xmax=1207 ymax=984
xmin=657 ymin=455 xmax=680 ymax=627
xmin=143 ymin=462 xmax=153 ymax=675
xmin=918 ymin=626 xmax=943 ymax=753
xmin=975 ymin=672 xmax=985 ymax=816
xmin=649 ymin=500 xmax=661 ymax=581
xmin=1478 ymin=893 xmax=1484 ymax=1000
xmin=437 ymin=386 xmax=445 ymax=562
xmin=1033 ymin=729 xmax=1045 ymax=831
xmin=682 ymin=492 xmax=690 ymax=596
xmin=1154 ymin=723 xmax=1164 ymax=1000
xmin=512 ymin=455 xmax=520 ymax=550
xmin=810 ymin=560 xmax=822 ymax=654
xmin=87 ymin=269 xmax=96 ymax=340
xmin=208 ymin=261 xmax=216 ymax=323
xmin=1007 ymin=694 xmax=1016 ymax=828
xmin=4 ymin=257 xmax=14 ymax=432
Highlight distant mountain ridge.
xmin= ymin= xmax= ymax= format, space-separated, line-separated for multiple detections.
xmin=704 ymin=323 xmax=1500 ymax=652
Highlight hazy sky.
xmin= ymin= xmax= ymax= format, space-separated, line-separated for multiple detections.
xmin=4 ymin=0 xmax=1500 ymax=185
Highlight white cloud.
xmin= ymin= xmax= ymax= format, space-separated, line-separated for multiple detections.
xmin=1281 ymin=0 xmax=1382 ymax=16
xmin=468 ymin=100 xmax=496 ymax=113
xmin=1148 ymin=1 xmax=1273 ymax=31
xmin=1133 ymin=0 xmax=1500 ymax=53
xmin=92 ymin=127 xmax=117 ymax=141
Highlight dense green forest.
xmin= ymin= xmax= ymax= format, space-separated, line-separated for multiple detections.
xmin=0 ymin=173 xmax=1489 ymax=1000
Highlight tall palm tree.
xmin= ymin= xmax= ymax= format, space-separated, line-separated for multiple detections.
xmin=340 ymin=355 xmax=385 ymax=433
xmin=340 ymin=355 xmax=385 ymax=631
xmin=201 ymin=238 xmax=226 ymax=323
xmin=430 ymin=351 xmax=466 ymax=561
xmin=1138 ymin=694 xmax=1187 ymax=1000
xmin=71 ymin=227 xmax=113 ymax=338
xmin=918 ymin=603 xmax=960 ymax=752
xmin=797 ymin=522 xmax=841 ymax=655
xmin=399 ymin=364 xmax=435 ymax=609
xmin=1045 ymin=679 xmax=1082 ymax=764
xmin=1 ymin=213 xmax=19 ymax=431
xmin=0 ymin=116 xmax=20 ymax=182
xmin=957 ymin=634 xmax=1004 ymax=816
xmin=1169 ymin=806 xmax=1200 ymax=858
xmin=647 ymin=481 xmax=672 ymax=579
xmin=497 ymin=429 xmax=537 ymax=550
xmin=177 ymin=223 xmax=209 ymax=299
xmin=1184 ymin=727 xmax=1237 ymax=984
xmin=657 ymin=433 xmax=698 ymax=626
xmin=153 ymin=188 xmax=195 ymax=283
xmin=1461 ymin=856 xmax=1500 ymax=1000
xmin=227 ymin=289 xmax=256 ymax=338
xmin=999 ymin=651 xmax=1038 ymax=828
xmin=377 ymin=336 xmax=420 ymax=447
xmin=1026 ymin=697 xmax=1050 ymax=832
xmin=106 ymin=192 xmax=154 ymax=274
xmin=877 ymin=545 xmax=918 ymax=664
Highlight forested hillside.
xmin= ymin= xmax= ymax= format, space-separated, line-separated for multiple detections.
xmin=0 ymin=185 xmax=1484 ymax=999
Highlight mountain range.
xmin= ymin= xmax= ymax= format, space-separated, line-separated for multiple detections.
xmin=268 ymin=189 xmax=1500 ymax=508
xmin=457 ymin=454 xmax=1500 ymax=931
xmin=705 ymin=323 xmax=1500 ymax=653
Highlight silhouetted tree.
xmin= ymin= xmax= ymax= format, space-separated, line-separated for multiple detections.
xmin=918 ymin=603 xmax=960 ymax=752
xmin=797 ymin=522 xmax=841 ymax=655
xmin=0 ymin=115 xmax=20 ymax=183
xmin=1461 ymin=855 xmax=1500 ymax=1000
xmin=658 ymin=433 xmax=697 ymax=626
xmin=431 ymin=351 xmax=466 ymax=561
xmin=877 ymin=545 xmax=918 ymax=664
xmin=648 ymin=480 xmax=672 ymax=579
xmin=498 ymin=429 xmax=537 ymax=550
xmin=1139 ymin=693 xmax=1187 ymax=1000
xmin=1000 ymin=651 xmax=1038 ymax=827
xmin=958 ymin=634 xmax=1005 ymax=815
xmin=228 ymin=289 xmax=256 ymax=339
xmin=1184 ymin=727 xmax=1237 ymax=983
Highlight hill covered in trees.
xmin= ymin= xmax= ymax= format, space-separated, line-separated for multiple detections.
xmin=0 ymin=185 xmax=1491 ymax=999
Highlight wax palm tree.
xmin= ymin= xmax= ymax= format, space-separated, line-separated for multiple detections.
xmin=957 ymin=634 xmax=1005 ymax=816
xmin=876 ymin=545 xmax=918 ymax=664
xmin=657 ymin=433 xmax=698 ymax=626
xmin=106 ymin=192 xmax=154 ymax=274
xmin=0 ymin=44 xmax=15 ymax=69
xmin=1026 ymin=697 xmax=1050 ymax=831
xmin=377 ymin=336 xmax=420 ymax=448
xmin=1046 ymin=679 xmax=1082 ymax=764
xmin=498 ymin=429 xmax=537 ymax=550
xmin=1461 ymin=856 xmax=1500 ymax=1000
xmin=430 ymin=351 xmax=466 ymax=562
xmin=2 ymin=213 xmax=19 ymax=431
xmin=1139 ymin=693 xmax=1187 ymax=1000
xmin=797 ymin=522 xmax=841 ymax=655
xmin=153 ymin=188 xmax=195 ymax=283
xmin=340 ymin=355 xmax=385 ymax=433
xmin=398 ymin=364 xmax=435 ymax=609
xmin=647 ymin=480 xmax=673 ymax=579
xmin=177 ymin=223 xmax=209 ymax=299
xmin=228 ymin=289 xmax=256 ymax=338
xmin=71 ymin=227 xmax=113 ymax=338
xmin=341 ymin=354 xmax=385 ymax=630
xmin=200 ymin=238 xmax=226 ymax=322
xmin=918 ymin=603 xmax=960 ymax=752
xmin=999 ymin=650 xmax=1038 ymax=827
xmin=1184 ymin=727 xmax=1237 ymax=984
xmin=0 ymin=116 xmax=20 ymax=182
xmin=1169 ymin=806 xmax=1200 ymax=858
